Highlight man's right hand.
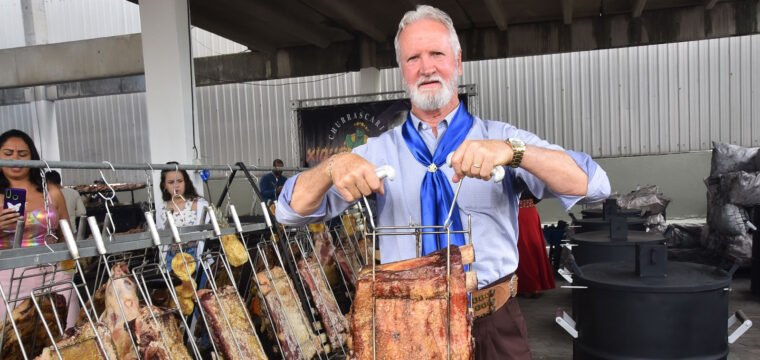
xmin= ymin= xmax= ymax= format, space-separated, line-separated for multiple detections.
xmin=0 ymin=209 xmax=22 ymax=231
xmin=290 ymin=153 xmax=385 ymax=216
xmin=327 ymin=153 xmax=385 ymax=202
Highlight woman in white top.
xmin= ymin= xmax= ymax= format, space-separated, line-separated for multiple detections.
xmin=156 ymin=162 xmax=209 ymax=271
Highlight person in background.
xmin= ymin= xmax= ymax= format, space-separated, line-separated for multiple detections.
xmin=155 ymin=162 xmax=209 ymax=267
xmin=515 ymin=186 xmax=556 ymax=298
xmin=45 ymin=170 xmax=86 ymax=231
xmin=0 ymin=129 xmax=78 ymax=328
xmin=276 ymin=5 xmax=610 ymax=359
xmin=259 ymin=159 xmax=288 ymax=203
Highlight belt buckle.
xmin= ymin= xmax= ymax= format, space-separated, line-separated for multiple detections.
xmin=509 ymin=275 xmax=518 ymax=298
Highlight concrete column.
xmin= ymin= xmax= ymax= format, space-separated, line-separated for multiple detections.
xmin=21 ymin=0 xmax=59 ymax=161
xmin=21 ymin=0 xmax=47 ymax=45
xmin=30 ymin=87 xmax=60 ymax=161
xmin=359 ymin=67 xmax=380 ymax=94
xmin=139 ymin=0 xmax=204 ymax=213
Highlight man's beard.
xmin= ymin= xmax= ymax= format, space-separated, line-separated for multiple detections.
xmin=405 ymin=74 xmax=458 ymax=111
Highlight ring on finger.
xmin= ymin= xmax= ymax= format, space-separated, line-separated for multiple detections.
xmin=472 ymin=164 xmax=482 ymax=168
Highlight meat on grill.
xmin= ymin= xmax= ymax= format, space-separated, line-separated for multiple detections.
xmin=349 ymin=246 xmax=473 ymax=360
xmin=34 ymin=322 xmax=118 ymax=360
xmin=1 ymin=294 xmax=67 ymax=360
xmin=311 ymin=228 xmax=340 ymax=286
xmin=297 ymin=258 xmax=348 ymax=350
xmin=99 ymin=262 xmax=140 ymax=360
xmin=75 ymin=280 xmax=106 ymax=327
xmin=129 ymin=306 xmax=192 ymax=360
xmin=197 ymin=286 xmax=266 ymax=360
xmin=334 ymin=247 xmax=362 ymax=286
xmin=256 ymin=266 xmax=322 ymax=360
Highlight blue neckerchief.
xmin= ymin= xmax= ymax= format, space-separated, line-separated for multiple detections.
xmin=402 ymin=105 xmax=473 ymax=255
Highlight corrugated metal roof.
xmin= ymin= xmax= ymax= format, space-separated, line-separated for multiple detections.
xmin=196 ymin=72 xmax=360 ymax=170
xmin=1 ymin=33 xmax=759 ymax=185
xmin=0 ymin=103 xmax=34 ymax=134
xmin=55 ymin=92 xmax=150 ymax=184
xmin=0 ymin=0 xmax=25 ymax=49
xmin=381 ymin=34 xmax=760 ymax=157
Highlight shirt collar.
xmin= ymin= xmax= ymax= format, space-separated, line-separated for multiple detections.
xmin=409 ymin=104 xmax=461 ymax=131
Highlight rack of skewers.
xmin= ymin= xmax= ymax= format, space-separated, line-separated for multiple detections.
xmin=0 ymin=160 xmax=378 ymax=360
xmin=0 ymin=159 xmax=493 ymax=360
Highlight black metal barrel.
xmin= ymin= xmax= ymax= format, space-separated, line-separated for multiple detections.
xmin=580 ymin=208 xmax=642 ymax=219
xmin=571 ymin=246 xmax=734 ymax=360
xmin=569 ymin=230 xmax=665 ymax=266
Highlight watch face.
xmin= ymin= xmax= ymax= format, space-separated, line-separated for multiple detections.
xmin=508 ymin=137 xmax=525 ymax=147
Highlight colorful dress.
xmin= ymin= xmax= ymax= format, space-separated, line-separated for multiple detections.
xmin=0 ymin=207 xmax=80 ymax=329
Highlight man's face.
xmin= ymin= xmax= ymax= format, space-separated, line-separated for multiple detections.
xmin=398 ymin=19 xmax=462 ymax=111
xmin=273 ymin=162 xmax=283 ymax=176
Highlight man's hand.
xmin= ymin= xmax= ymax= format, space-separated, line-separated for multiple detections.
xmin=328 ymin=153 xmax=385 ymax=202
xmin=449 ymin=140 xmax=513 ymax=183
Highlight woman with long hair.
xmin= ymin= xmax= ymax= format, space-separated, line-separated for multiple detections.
xmin=155 ymin=162 xmax=209 ymax=270
xmin=0 ymin=129 xmax=78 ymax=328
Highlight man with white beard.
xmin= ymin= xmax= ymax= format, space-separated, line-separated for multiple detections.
xmin=276 ymin=5 xmax=610 ymax=359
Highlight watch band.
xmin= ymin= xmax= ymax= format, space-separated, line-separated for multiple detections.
xmin=506 ymin=137 xmax=525 ymax=168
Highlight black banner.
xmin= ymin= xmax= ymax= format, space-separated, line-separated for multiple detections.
xmin=298 ymin=95 xmax=468 ymax=167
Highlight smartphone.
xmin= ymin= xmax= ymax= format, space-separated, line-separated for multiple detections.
xmin=3 ymin=188 xmax=27 ymax=217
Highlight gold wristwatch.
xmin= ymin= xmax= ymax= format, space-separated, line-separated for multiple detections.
xmin=506 ymin=137 xmax=526 ymax=168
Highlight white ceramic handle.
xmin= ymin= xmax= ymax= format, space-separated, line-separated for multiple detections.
xmin=166 ymin=213 xmax=182 ymax=244
xmin=446 ymin=153 xmax=505 ymax=183
xmin=260 ymin=202 xmax=273 ymax=227
xmin=207 ymin=206 xmax=221 ymax=236
xmin=59 ymin=220 xmax=78 ymax=260
xmin=229 ymin=205 xmax=243 ymax=233
xmin=375 ymin=165 xmax=396 ymax=181
xmin=87 ymin=217 xmax=107 ymax=255
xmin=144 ymin=212 xmax=161 ymax=247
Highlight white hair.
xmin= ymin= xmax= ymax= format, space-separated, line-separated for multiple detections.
xmin=394 ymin=5 xmax=461 ymax=65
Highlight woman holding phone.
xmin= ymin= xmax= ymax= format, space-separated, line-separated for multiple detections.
xmin=0 ymin=129 xmax=75 ymax=327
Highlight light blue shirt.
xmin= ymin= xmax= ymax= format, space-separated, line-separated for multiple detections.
xmin=277 ymin=106 xmax=611 ymax=288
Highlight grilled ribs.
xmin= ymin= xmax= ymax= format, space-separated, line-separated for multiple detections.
xmin=256 ymin=266 xmax=322 ymax=360
xmin=34 ymin=322 xmax=118 ymax=360
xmin=197 ymin=286 xmax=267 ymax=360
xmin=1 ymin=294 xmax=67 ymax=360
xmin=350 ymin=246 xmax=473 ymax=360
xmin=297 ymin=258 xmax=348 ymax=351
xmin=129 ymin=306 xmax=192 ymax=360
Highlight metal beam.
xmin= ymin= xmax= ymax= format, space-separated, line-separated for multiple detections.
xmin=218 ymin=0 xmax=332 ymax=48
xmin=302 ymin=0 xmax=386 ymax=42
xmin=562 ymin=0 xmax=574 ymax=25
xmin=484 ymin=0 xmax=509 ymax=31
xmin=705 ymin=0 xmax=719 ymax=10
xmin=633 ymin=0 xmax=648 ymax=18
xmin=0 ymin=34 xmax=144 ymax=89
xmin=190 ymin=5 xmax=277 ymax=55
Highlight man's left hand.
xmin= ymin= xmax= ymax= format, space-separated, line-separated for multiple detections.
xmin=450 ymin=140 xmax=513 ymax=183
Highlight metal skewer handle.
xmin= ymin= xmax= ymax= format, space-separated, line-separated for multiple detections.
xmin=144 ymin=212 xmax=162 ymax=247
xmin=208 ymin=207 xmax=222 ymax=236
xmin=445 ymin=153 xmax=505 ymax=183
xmin=60 ymin=220 xmax=79 ymax=260
xmin=87 ymin=216 xmax=108 ymax=255
xmin=229 ymin=205 xmax=243 ymax=233
xmin=166 ymin=212 xmax=182 ymax=244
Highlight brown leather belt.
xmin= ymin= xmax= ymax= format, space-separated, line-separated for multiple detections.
xmin=471 ymin=274 xmax=518 ymax=320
